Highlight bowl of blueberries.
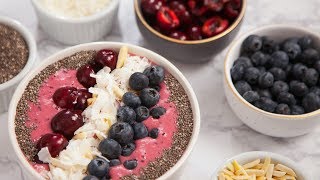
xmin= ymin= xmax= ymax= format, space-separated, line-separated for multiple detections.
xmin=224 ymin=25 xmax=320 ymax=137
xmin=134 ymin=0 xmax=247 ymax=63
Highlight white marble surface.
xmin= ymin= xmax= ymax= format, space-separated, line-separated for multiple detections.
xmin=0 ymin=0 xmax=320 ymax=179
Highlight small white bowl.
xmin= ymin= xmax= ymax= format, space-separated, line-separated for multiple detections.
xmin=224 ymin=25 xmax=320 ymax=137
xmin=212 ymin=151 xmax=312 ymax=180
xmin=0 ymin=16 xmax=37 ymax=113
xmin=8 ymin=42 xmax=200 ymax=179
xmin=31 ymin=0 xmax=119 ymax=45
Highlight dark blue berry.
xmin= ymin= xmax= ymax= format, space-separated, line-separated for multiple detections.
xmin=98 ymin=138 xmax=121 ymax=159
xmin=150 ymin=107 xmax=166 ymax=119
xmin=292 ymin=63 xmax=308 ymax=80
xmin=123 ymin=160 xmax=138 ymax=170
xmin=310 ymin=86 xmax=320 ymax=96
xmin=150 ymin=85 xmax=161 ymax=92
xmin=140 ymin=88 xmax=160 ymax=108
xmin=301 ymin=48 xmax=319 ymax=65
xmin=133 ymin=123 xmax=148 ymax=140
xmin=258 ymin=72 xmax=274 ymax=88
xmin=117 ymin=106 xmax=136 ymax=124
xmin=108 ymin=122 xmax=134 ymax=145
xmin=271 ymin=51 xmax=289 ymax=69
xmin=135 ymin=106 xmax=150 ymax=122
xmin=262 ymin=36 xmax=279 ymax=54
xmin=121 ymin=143 xmax=136 ymax=156
xmin=257 ymin=89 xmax=273 ymax=99
xmin=289 ymin=81 xmax=309 ymax=97
xmin=285 ymin=64 xmax=293 ymax=77
xmin=122 ymin=92 xmax=141 ymax=108
xmin=291 ymin=105 xmax=305 ymax=115
xmin=83 ymin=175 xmax=99 ymax=180
xmin=87 ymin=158 xmax=110 ymax=178
xmin=271 ymin=81 xmax=289 ymax=96
xmin=282 ymin=42 xmax=301 ymax=59
xmin=254 ymin=97 xmax=278 ymax=113
xmin=277 ymin=92 xmax=296 ymax=106
xmin=143 ymin=66 xmax=165 ymax=85
xmin=275 ymin=104 xmax=291 ymax=115
xmin=233 ymin=56 xmax=253 ymax=68
xmin=257 ymin=66 xmax=266 ymax=74
xmin=243 ymin=91 xmax=260 ymax=103
xmin=149 ymin=128 xmax=159 ymax=139
xmin=298 ymin=36 xmax=312 ymax=50
xmin=302 ymin=93 xmax=320 ymax=113
xmin=302 ymin=68 xmax=319 ymax=86
xmin=109 ymin=159 xmax=121 ymax=167
xmin=244 ymin=67 xmax=260 ymax=84
xmin=269 ymin=67 xmax=286 ymax=81
xmin=235 ymin=81 xmax=252 ymax=95
xmin=129 ymin=72 xmax=149 ymax=91
xmin=231 ymin=64 xmax=244 ymax=81
xmin=242 ymin=35 xmax=263 ymax=52
xmin=251 ymin=51 xmax=268 ymax=66
xmin=313 ymin=60 xmax=320 ymax=73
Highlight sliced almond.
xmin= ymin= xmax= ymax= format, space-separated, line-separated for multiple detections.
xmin=243 ymin=159 xmax=261 ymax=169
xmin=231 ymin=175 xmax=251 ymax=180
xmin=218 ymin=172 xmax=225 ymax=180
xmin=226 ymin=163 xmax=235 ymax=172
xmin=116 ymin=46 xmax=128 ymax=69
xmin=265 ymin=164 xmax=274 ymax=179
xmin=275 ymin=164 xmax=297 ymax=177
xmin=232 ymin=160 xmax=248 ymax=176
xmin=250 ymin=174 xmax=257 ymax=180
xmin=222 ymin=169 xmax=234 ymax=176
xmin=272 ymin=170 xmax=286 ymax=177
xmin=113 ymin=85 xmax=124 ymax=100
xmin=253 ymin=164 xmax=263 ymax=169
xmin=281 ymin=175 xmax=296 ymax=180
xmin=262 ymin=157 xmax=271 ymax=175
xmin=257 ymin=177 xmax=266 ymax=180
xmin=245 ymin=169 xmax=265 ymax=176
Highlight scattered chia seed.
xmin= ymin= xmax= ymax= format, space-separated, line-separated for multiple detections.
xmin=0 ymin=23 xmax=29 ymax=84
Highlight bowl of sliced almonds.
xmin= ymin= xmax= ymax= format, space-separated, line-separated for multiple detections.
xmin=213 ymin=151 xmax=312 ymax=180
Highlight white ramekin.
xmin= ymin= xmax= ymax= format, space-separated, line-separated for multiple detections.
xmin=31 ymin=0 xmax=119 ymax=45
xmin=212 ymin=151 xmax=313 ymax=180
xmin=8 ymin=42 xmax=201 ymax=179
xmin=0 ymin=16 xmax=37 ymax=114
xmin=224 ymin=25 xmax=320 ymax=138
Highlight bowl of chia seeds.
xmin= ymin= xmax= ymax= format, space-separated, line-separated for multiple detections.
xmin=0 ymin=16 xmax=37 ymax=113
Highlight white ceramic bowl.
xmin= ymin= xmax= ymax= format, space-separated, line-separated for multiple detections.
xmin=212 ymin=151 xmax=312 ymax=180
xmin=31 ymin=0 xmax=119 ymax=45
xmin=224 ymin=25 xmax=320 ymax=138
xmin=0 ymin=16 xmax=37 ymax=113
xmin=8 ymin=42 xmax=201 ymax=179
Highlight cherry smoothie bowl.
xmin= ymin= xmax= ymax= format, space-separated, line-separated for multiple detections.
xmin=134 ymin=0 xmax=247 ymax=63
xmin=8 ymin=42 xmax=200 ymax=180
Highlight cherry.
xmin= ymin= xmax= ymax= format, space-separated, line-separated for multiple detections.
xmin=204 ymin=0 xmax=224 ymax=12
xmin=36 ymin=133 xmax=68 ymax=158
xmin=51 ymin=110 xmax=84 ymax=140
xmin=188 ymin=0 xmax=209 ymax=17
xmin=187 ymin=25 xmax=203 ymax=40
xmin=77 ymin=64 xmax=96 ymax=88
xmin=75 ymin=89 xmax=92 ymax=110
xmin=157 ymin=7 xmax=180 ymax=30
xmin=202 ymin=16 xmax=229 ymax=37
xmin=95 ymin=49 xmax=118 ymax=70
xmin=169 ymin=1 xmax=192 ymax=25
xmin=141 ymin=0 xmax=164 ymax=16
xmin=90 ymin=61 xmax=103 ymax=73
xmin=224 ymin=0 xmax=241 ymax=19
xmin=169 ymin=31 xmax=188 ymax=40
xmin=53 ymin=87 xmax=78 ymax=109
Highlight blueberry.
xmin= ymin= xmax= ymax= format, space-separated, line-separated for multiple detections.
xmin=262 ymin=36 xmax=279 ymax=54
xmin=98 ymin=138 xmax=121 ymax=159
xmin=149 ymin=128 xmax=159 ymax=139
xmin=271 ymin=51 xmax=289 ymax=69
xmin=282 ymin=42 xmax=301 ymax=59
xmin=257 ymin=89 xmax=273 ymax=99
xmin=251 ymin=51 xmax=268 ymax=66
xmin=302 ymin=68 xmax=319 ymax=86
xmin=129 ymin=72 xmax=149 ymax=91
xmin=135 ymin=106 xmax=150 ymax=122
xmin=108 ymin=122 xmax=134 ymax=145
xmin=242 ymin=91 xmax=260 ymax=103
xmin=298 ymin=36 xmax=313 ymax=50
xmin=231 ymin=64 xmax=244 ymax=81
xmin=133 ymin=123 xmax=148 ymax=140
xmin=122 ymin=92 xmax=141 ymax=108
xmin=292 ymin=63 xmax=308 ymax=80
xmin=83 ymin=175 xmax=99 ymax=180
xmin=139 ymin=88 xmax=160 ymax=108
xmin=242 ymin=35 xmax=263 ymax=52
xmin=150 ymin=85 xmax=161 ymax=92
xmin=150 ymin=107 xmax=166 ymax=119
xmin=109 ymin=159 xmax=121 ymax=167
xmin=301 ymin=48 xmax=320 ymax=65
xmin=271 ymin=81 xmax=289 ymax=96
xmin=87 ymin=158 xmax=109 ymax=178
xmin=283 ymin=37 xmax=299 ymax=44
xmin=143 ymin=66 xmax=165 ymax=85
xmin=233 ymin=57 xmax=253 ymax=68
xmin=258 ymin=72 xmax=274 ymax=88
xmin=254 ymin=97 xmax=278 ymax=113
xmin=277 ymin=92 xmax=296 ymax=106
xmin=310 ymin=86 xmax=320 ymax=96
xmin=244 ymin=67 xmax=260 ymax=84
xmin=285 ymin=63 xmax=293 ymax=77
xmin=257 ymin=66 xmax=266 ymax=74
xmin=302 ymin=92 xmax=320 ymax=113
xmin=289 ymin=81 xmax=309 ymax=97
xmin=275 ymin=104 xmax=291 ymax=115
xmin=117 ymin=106 xmax=136 ymax=124
xmin=269 ymin=67 xmax=286 ymax=81
xmin=235 ymin=81 xmax=252 ymax=95
xmin=123 ymin=159 xmax=138 ymax=170
xmin=314 ymin=60 xmax=320 ymax=73
xmin=121 ymin=143 xmax=136 ymax=156
xmin=291 ymin=105 xmax=305 ymax=115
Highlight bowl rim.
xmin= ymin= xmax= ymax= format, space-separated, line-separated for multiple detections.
xmin=30 ymin=0 xmax=119 ymax=23
xmin=134 ymin=0 xmax=247 ymax=45
xmin=8 ymin=42 xmax=201 ymax=180
xmin=224 ymin=24 xmax=320 ymax=120
xmin=211 ymin=151 xmax=311 ymax=180
xmin=0 ymin=16 xmax=37 ymax=91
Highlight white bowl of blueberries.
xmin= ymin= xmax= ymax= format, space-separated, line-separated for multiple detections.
xmin=224 ymin=25 xmax=320 ymax=137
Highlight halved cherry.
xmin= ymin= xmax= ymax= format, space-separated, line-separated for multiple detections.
xmin=53 ymin=87 xmax=78 ymax=109
xmin=77 ymin=64 xmax=96 ymax=88
xmin=36 ymin=133 xmax=68 ymax=158
xmin=224 ymin=0 xmax=241 ymax=18
xmin=141 ymin=0 xmax=164 ymax=16
xmin=169 ymin=31 xmax=188 ymax=40
xmin=187 ymin=25 xmax=203 ymax=40
xmin=95 ymin=49 xmax=118 ymax=70
xmin=169 ymin=1 xmax=192 ymax=24
xmin=188 ymin=0 xmax=209 ymax=16
xmin=157 ymin=7 xmax=180 ymax=30
xmin=75 ymin=89 xmax=92 ymax=110
xmin=202 ymin=16 xmax=229 ymax=37
xmin=204 ymin=0 xmax=224 ymax=12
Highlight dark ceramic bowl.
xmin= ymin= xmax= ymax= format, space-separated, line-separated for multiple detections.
xmin=134 ymin=0 xmax=247 ymax=64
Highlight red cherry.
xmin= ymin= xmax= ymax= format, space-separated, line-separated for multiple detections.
xmin=36 ymin=133 xmax=68 ymax=157
xmin=204 ymin=0 xmax=224 ymax=12
xmin=224 ymin=0 xmax=241 ymax=18
xmin=90 ymin=61 xmax=103 ymax=73
xmin=141 ymin=0 xmax=164 ymax=16
xmin=188 ymin=0 xmax=209 ymax=16
xmin=75 ymin=89 xmax=92 ymax=110
xmin=157 ymin=7 xmax=180 ymax=30
xmin=77 ymin=64 xmax=96 ymax=88
xmin=202 ymin=16 xmax=229 ymax=37
xmin=169 ymin=1 xmax=192 ymax=25
xmin=51 ymin=110 xmax=84 ymax=139
xmin=187 ymin=25 xmax=203 ymax=40
xmin=53 ymin=87 xmax=78 ymax=109
xmin=95 ymin=49 xmax=118 ymax=70
xmin=169 ymin=31 xmax=188 ymax=40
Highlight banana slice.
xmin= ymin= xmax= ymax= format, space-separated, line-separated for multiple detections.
xmin=116 ymin=46 xmax=129 ymax=69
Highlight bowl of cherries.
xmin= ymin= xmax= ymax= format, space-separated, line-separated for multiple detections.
xmin=134 ymin=0 xmax=247 ymax=63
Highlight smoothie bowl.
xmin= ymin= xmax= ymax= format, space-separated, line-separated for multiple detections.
xmin=8 ymin=42 xmax=200 ymax=179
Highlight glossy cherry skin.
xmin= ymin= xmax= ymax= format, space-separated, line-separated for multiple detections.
xmin=95 ymin=49 xmax=118 ymax=70
xmin=51 ymin=110 xmax=84 ymax=140
xmin=188 ymin=0 xmax=209 ymax=16
xmin=224 ymin=0 xmax=241 ymax=18
xmin=169 ymin=1 xmax=192 ymax=25
xmin=75 ymin=89 xmax=92 ymax=110
xmin=141 ymin=0 xmax=164 ymax=16
xmin=36 ymin=133 xmax=68 ymax=157
xmin=77 ymin=64 xmax=96 ymax=88
xmin=202 ymin=16 xmax=229 ymax=37
xmin=187 ymin=25 xmax=203 ymax=40
xmin=53 ymin=87 xmax=78 ymax=109
xmin=157 ymin=7 xmax=180 ymax=30
xmin=169 ymin=31 xmax=188 ymax=40
xmin=204 ymin=0 xmax=224 ymax=12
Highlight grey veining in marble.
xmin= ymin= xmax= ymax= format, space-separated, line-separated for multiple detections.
xmin=0 ymin=0 xmax=319 ymax=179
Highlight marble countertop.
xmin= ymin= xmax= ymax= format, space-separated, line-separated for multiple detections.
xmin=0 ymin=0 xmax=319 ymax=179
